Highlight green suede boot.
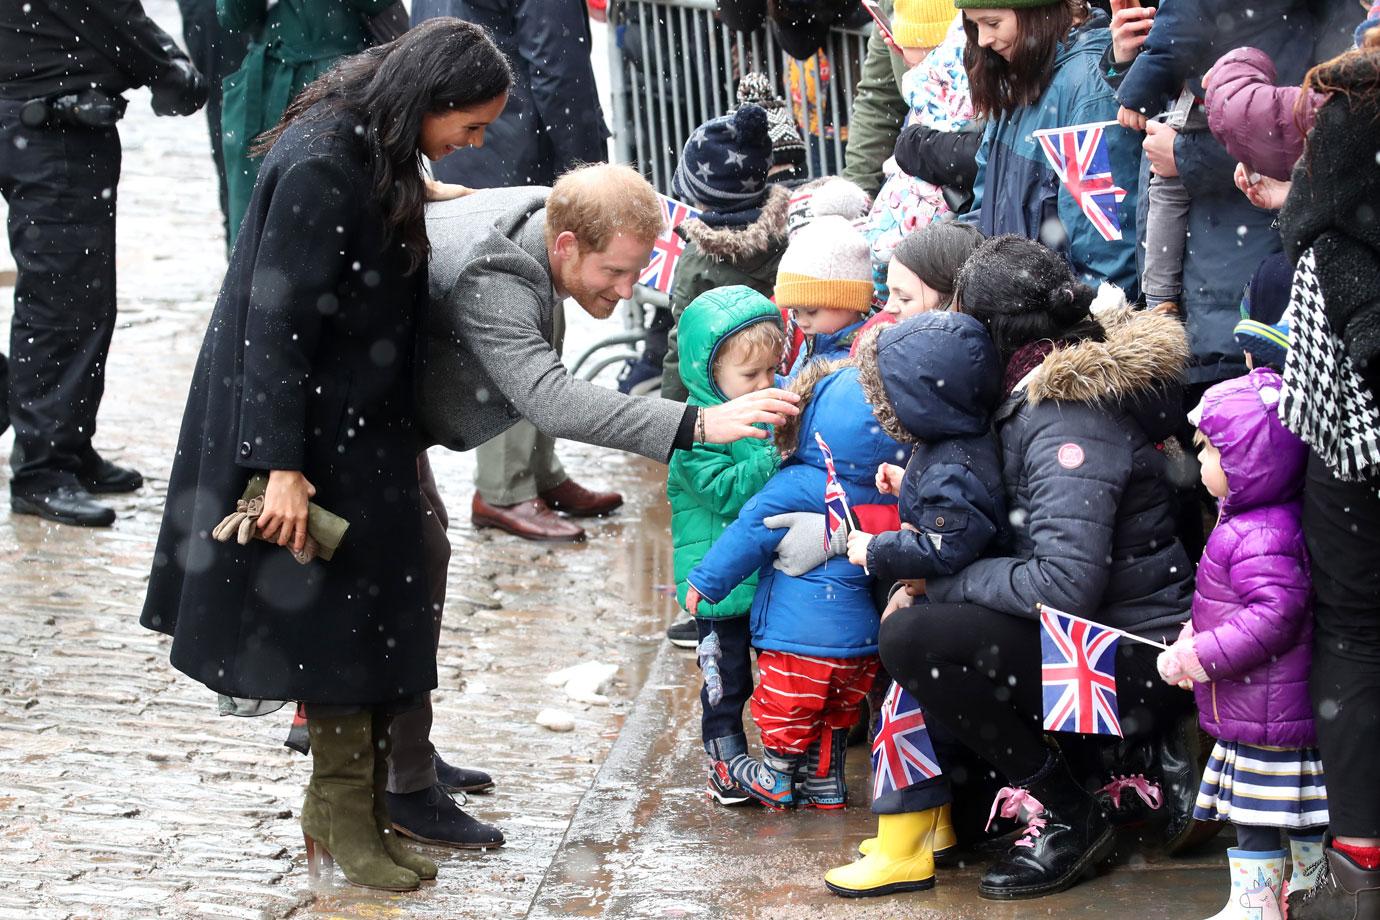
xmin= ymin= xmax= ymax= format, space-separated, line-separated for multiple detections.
xmin=301 ymin=712 xmax=420 ymax=891
xmin=372 ymin=712 xmax=438 ymax=881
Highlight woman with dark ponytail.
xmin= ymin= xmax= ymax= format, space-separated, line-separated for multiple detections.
xmin=879 ymin=236 xmax=1195 ymax=900
xmin=140 ymin=19 xmax=512 ymax=891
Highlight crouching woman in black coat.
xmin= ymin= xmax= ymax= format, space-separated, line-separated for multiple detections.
xmin=140 ymin=19 xmax=511 ymax=891
xmin=879 ymin=237 xmax=1196 ymax=901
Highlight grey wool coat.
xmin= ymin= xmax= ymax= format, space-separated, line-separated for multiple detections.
xmin=417 ymin=188 xmax=692 ymax=462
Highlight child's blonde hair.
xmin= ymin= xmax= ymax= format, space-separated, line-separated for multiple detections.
xmin=714 ymin=320 xmax=787 ymax=376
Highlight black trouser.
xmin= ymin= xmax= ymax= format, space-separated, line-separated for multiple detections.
xmin=1303 ymin=452 xmax=1380 ymax=838
xmin=880 ymin=602 xmax=1190 ymax=785
xmin=175 ymin=0 xmax=248 ymax=241
xmin=0 ymin=100 xmax=120 ymax=494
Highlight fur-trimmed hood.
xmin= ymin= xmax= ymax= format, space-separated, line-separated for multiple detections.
xmin=1024 ymin=307 xmax=1190 ymax=442
xmin=676 ymin=184 xmax=790 ymax=261
xmin=856 ymin=312 xmax=1001 ymax=446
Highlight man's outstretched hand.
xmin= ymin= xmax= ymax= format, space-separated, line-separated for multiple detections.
xmin=701 ymin=388 xmax=800 ymax=443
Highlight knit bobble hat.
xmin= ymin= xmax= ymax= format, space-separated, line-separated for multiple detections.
xmin=737 ymin=72 xmax=807 ymax=168
xmin=673 ymin=103 xmax=773 ymax=215
xmin=776 ymin=215 xmax=875 ymax=312
xmin=893 ymin=0 xmax=955 ymax=48
xmin=952 ymin=0 xmax=1061 ymax=7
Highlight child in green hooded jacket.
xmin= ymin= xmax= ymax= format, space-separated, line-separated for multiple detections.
xmin=666 ymin=285 xmax=786 ymax=806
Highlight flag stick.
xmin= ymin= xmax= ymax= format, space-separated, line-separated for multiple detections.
xmin=1036 ymin=603 xmax=1171 ymax=651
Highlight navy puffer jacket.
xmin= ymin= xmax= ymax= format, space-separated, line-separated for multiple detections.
xmin=928 ymin=308 xmax=1195 ymax=635
xmin=854 ymin=312 xmax=1006 ymax=583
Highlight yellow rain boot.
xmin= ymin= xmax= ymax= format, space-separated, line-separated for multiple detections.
xmin=825 ymin=809 xmax=938 ymax=898
xmin=859 ymin=803 xmax=956 ymax=862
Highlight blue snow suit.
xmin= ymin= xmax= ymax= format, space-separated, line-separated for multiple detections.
xmin=855 ymin=312 xmax=1007 ymax=584
xmin=968 ymin=9 xmax=1141 ymax=295
xmin=687 ymin=366 xmax=904 ymax=659
xmin=785 ymin=317 xmax=867 ymax=378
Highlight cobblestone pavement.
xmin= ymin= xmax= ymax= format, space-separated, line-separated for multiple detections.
xmin=0 ymin=4 xmax=679 ymax=917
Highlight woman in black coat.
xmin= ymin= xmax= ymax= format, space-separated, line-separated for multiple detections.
xmin=879 ymin=237 xmax=1195 ymax=902
xmin=140 ymin=19 xmax=511 ymax=891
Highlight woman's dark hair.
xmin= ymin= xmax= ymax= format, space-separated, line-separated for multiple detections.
xmin=953 ymin=235 xmax=1102 ymax=362
xmin=892 ymin=222 xmax=986 ymax=308
xmin=254 ymin=18 xmax=512 ymax=273
xmin=962 ymin=1 xmax=1085 ymax=118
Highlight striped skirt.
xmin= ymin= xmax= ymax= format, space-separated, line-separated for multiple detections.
xmin=1193 ymin=740 xmax=1330 ymax=828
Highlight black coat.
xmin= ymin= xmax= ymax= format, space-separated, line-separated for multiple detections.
xmin=928 ymin=309 xmax=1195 ymax=636
xmin=140 ymin=108 xmax=436 ymax=705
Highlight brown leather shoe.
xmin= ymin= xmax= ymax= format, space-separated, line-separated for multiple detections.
xmin=471 ymin=493 xmax=585 ymax=542
xmin=538 ymin=478 xmax=624 ymax=518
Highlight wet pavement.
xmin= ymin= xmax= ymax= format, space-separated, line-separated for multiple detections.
xmin=0 ymin=3 xmax=1232 ymax=917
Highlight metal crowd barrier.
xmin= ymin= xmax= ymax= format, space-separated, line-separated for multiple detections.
xmin=578 ymin=1 xmax=874 ymax=388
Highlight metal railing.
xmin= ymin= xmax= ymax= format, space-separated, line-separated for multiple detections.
xmin=608 ymin=0 xmax=872 ymax=197
xmin=580 ymin=1 xmax=873 ymax=388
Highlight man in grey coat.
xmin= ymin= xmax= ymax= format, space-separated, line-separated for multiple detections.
xmin=414 ymin=0 xmax=614 ymax=542
xmin=385 ymin=164 xmax=800 ymax=849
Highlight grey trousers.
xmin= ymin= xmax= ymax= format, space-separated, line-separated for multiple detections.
xmin=473 ymin=304 xmax=568 ymax=505
xmin=386 ymin=453 xmax=452 ymax=794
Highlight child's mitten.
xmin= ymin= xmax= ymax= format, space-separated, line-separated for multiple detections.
xmin=1156 ymin=626 xmax=1208 ymax=689
xmin=697 ymin=628 xmax=724 ymax=706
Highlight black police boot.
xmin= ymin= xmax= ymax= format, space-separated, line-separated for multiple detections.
xmin=433 ymin=755 xmax=495 ymax=794
xmin=78 ymin=452 xmax=144 ymax=494
xmin=12 ymin=482 xmax=116 ymax=527
xmin=978 ymin=750 xmax=1116 ymax=901
xmin=386 ymin=784 xmax=505 ymax=850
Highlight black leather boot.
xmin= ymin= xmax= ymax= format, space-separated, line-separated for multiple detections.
xmin=978 ymin=750 xmax=1116 ymax=901
xmin=1158 ymin=711 xmax=1221 ymax=854
xmin=433 ymin=755 xmax=495 ymax=794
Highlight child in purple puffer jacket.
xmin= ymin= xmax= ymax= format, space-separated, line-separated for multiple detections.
xmin=1157 ymin=368 xmax=1330 ymax=916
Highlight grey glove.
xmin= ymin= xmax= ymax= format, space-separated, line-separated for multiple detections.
xmin=764 ymin=512 xmax=845 ymax=577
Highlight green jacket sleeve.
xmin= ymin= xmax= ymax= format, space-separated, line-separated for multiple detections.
xmin=667 ymin=440 xmax=779 ymax=519
xmin=841 ymin=0 xmax=908 ymax=197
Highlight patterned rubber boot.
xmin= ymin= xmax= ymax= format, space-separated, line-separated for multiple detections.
xmin=1284 ymin=835 xmax=1327 ymax=909
xmin=727 ymin=750 xmax=799 ymax=809
xmin=1202 ymin=848 xmax=1286 ymax=920
xmin=795 ymin=729 xmax=848 ymax=810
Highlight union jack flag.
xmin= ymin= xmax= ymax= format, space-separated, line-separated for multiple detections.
xmin=1032 ymin=120 xmax=1128 ymax=243
xmin=872 ymin=683 xmax=942 ymax=800
xmin=815 ymin=432 xmax=852 ymax=551
xmin=637 ymin=194 xmax=701 ymax=293
xmin=1040 ymin=605 xmax=1123 ymax=737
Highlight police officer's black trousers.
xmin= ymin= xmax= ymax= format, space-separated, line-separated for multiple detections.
xmin=0 ymin=99 xmax=121 ymax=494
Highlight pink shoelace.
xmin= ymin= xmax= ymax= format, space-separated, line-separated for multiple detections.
xmin=1099 ymin=774 xmax=1163 ymax=810
xmin=986 ymin=787 xmax=1048 ymax=849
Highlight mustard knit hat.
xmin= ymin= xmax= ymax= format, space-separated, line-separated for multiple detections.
xmin=893 ymin=0 xmax=956 ymax=49
xmin=775 ymin=215 xmax=874 ymax=313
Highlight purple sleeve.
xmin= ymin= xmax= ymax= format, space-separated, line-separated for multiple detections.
xmin=1204 ymin=47 xmax=1322 ymax=182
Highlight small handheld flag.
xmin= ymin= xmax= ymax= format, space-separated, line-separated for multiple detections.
xmin=638 ymin=195 xmax=701 ymax=293
xmin=872 ymin=683 xmax=942 ymax=801
xmin=815 ymin=432 xmax=853 ymax=551
xmin=1040 ymin=604 xmax=1123 ymax=737
xmin=1032 ymin=120 xmax=1128 ymax=243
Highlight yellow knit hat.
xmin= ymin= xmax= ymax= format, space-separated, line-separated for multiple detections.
xmin=893 ymin=0 xmax=955 ymax=49
xmin=775 ymin=216 xmax=874 ymax=313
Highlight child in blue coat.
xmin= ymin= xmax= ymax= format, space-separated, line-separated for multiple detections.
xmin=687 ymin=362 xmax=904 ymax=809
